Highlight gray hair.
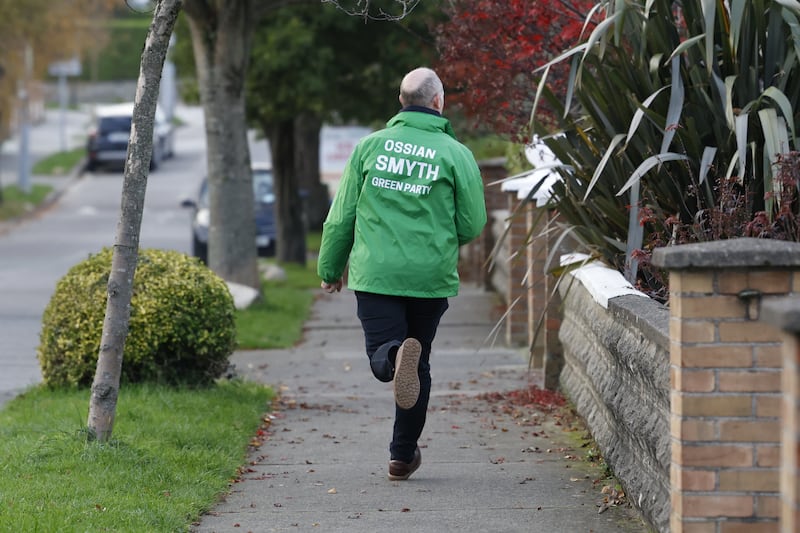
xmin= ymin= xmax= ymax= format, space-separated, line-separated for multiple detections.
xmin=399 ymin=67 xmax=444 ymax=108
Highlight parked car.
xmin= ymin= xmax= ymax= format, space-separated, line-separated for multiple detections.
xmin=181 ymin=163 xmax=277 ymax=264
xmin=86 ymin=102 xmax=175 ymax=172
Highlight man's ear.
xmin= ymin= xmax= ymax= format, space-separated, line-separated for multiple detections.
xmin=432 ymin=93 xmax=444 ymax=112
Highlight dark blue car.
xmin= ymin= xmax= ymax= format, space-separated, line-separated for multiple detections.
xmin=182 ymin=163 xmax=277 ymax=263
xmin=86 ymin=102 xmax=174 ymax=172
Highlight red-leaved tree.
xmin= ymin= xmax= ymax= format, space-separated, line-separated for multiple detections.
xmin=435 ymin=0 xmax=595 ymax=140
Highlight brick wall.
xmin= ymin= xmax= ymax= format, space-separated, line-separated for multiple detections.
xmin=652 ymin=238 xmax=800 ymax=532
xmin=472 ymin=158 xmax=564 ymax=373
xmin=526 ymin=205 xmax=548 ymax=367
xmin=475 ymin=158 xmax=533 ymax=346
xmin=460 ymin=159 xmax=508 ymax=289
xmin=543 ymin=210 xmax=564 ymax=389
xmin=762 ymin=296 xmax=800 ymax=533
xmin=505 ymin=195 xmax=529 ymax=346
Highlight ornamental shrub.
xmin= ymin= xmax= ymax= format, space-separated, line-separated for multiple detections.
xmin=529 ymin=0 xmax=800 ymax=296
xmin=37 ymin=248 xmax=237 ymax=387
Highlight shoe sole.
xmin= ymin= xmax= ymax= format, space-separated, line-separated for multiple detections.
xmin=394 ymin=338 xmax=421 ymax=410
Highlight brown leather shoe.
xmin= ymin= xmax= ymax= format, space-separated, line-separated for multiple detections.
xmin=393 ymin=338 xmax=421 ymax=410
xmin=388 ymin=447 xmax=422 ymax=481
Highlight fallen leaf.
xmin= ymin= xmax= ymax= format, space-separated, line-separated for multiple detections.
xmin=598 ymin=485 xmax=626 ymax=513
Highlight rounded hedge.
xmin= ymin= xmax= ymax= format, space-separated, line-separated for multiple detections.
xmin=37 ymin=248 xmax=237 ymax=387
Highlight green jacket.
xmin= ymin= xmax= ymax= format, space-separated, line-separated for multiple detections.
xmin=317 ymin=110 xmax=487 ymax=298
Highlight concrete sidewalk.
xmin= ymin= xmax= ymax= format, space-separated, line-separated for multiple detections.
xmin=193 ymin=286 xmax=647 ymax=533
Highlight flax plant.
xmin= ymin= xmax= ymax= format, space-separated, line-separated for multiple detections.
xmin=530 ymin=0 xmax=800 ymax=289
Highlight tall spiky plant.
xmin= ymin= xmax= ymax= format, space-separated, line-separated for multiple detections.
xmin=532 ymin=0 xmax=800 ymax=287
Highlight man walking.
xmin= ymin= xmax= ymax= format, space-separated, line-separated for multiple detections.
xmin=317 ymin=67 xmax=487 ymax=480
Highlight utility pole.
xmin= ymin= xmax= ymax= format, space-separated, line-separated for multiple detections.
xmin=17 ymin=43 xmax=32 ymax=195
xmin=0 ymin=64 xmax=5 ymax=203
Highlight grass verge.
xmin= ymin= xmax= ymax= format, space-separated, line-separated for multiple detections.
xmin=0 ymin=184 xmax=53 ymax=221
xmin=236 ymin=258 xmax=320 ymax=349
xmin=0 ymin=381 xmax=274 ymax=531
xmin=32 ymin=148 xmax=86 ymax=175
xmin=0 ymin=236 xmax=325 ymax=530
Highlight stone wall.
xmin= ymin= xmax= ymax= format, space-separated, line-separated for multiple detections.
xmin=559 ymin=264 xmax=671 ymax=532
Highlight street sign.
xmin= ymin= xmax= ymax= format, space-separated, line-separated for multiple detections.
xmin=48 ymin=58 xmax=82 ymax=78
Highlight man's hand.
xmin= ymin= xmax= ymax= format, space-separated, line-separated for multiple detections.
xmin=320 ymin=278 xmax=343 ymax=293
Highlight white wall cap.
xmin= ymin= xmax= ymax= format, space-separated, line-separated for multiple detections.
xmin=561 ymin=254 xmax=648 ymax=309
xmin=500 ymin=140 xmax=562 ymax=206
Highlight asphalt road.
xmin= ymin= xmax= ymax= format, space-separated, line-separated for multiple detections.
xmin=0 ymin=105 xmax=271 ymax=405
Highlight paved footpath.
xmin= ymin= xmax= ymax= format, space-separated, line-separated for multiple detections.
xmin=193 ymin=286 xmax=648 ymax=533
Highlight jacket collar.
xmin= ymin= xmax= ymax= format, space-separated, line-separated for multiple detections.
xmin=387 ymin=109 xmax=458 ymax=140
xmin=400 ymin=105 xmax=441 ymax=116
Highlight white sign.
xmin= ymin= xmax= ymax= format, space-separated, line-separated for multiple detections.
xmin=48 ymin=57 xmax=82 ymax=77
xmin=320 ymin=125 xmax=372 ymax=173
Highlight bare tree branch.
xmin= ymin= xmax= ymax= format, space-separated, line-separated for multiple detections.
xmin=320 ymin=0 xmax=421 ymax=20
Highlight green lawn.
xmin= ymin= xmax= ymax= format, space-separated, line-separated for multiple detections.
xmin=0 ymin=244 xmax=324 ymax=531
xmin=0 ymin=382 xmax=274 ymax=531
xmin=0 ymin=184 xmax=53 ymax=221
xmin=236 ymin=258 xmax=320 ymax=349
xmin=0 ymin=147 xmax=84 ymax=223
xmin=32 ymin=148 xmax=85 ymax=175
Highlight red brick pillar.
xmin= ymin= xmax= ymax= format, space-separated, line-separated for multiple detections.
xmin=762 ymin=297 xmax=800 ymax=533
xmin=652 ymin=238 xmax=800 ymax=532
xmin=543 ymin=209 xmax=564 ymax=390
xmin=466 ymin=158 xmax=507 ymax=289
xmin=505 ymin=193 xmax=529 ymax=346
xmin=526 ymin=203 xmax=548 ymax=368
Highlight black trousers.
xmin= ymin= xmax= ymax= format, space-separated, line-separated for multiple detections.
xmin=355 ymin=291 xmax=449 ymax=463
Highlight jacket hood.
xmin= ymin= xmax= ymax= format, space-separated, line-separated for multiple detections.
xmin=386 ymin=111 xmax=459 ymax=141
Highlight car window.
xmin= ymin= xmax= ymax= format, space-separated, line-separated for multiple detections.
xmin=98 ymin=116 xmax=132 ymax=133
xmin=197 ymin=169 xmax=273 ymax=207
xmin=253 ymin=170 xmax=275 ymax=203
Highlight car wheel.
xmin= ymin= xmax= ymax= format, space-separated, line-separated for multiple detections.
xmin=257 ymin=242 xmax=276 ymax=258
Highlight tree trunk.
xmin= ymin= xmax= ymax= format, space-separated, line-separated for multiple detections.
xmin=184 ymin=0 xmax=260 ymax=289
xmin=0 ymin=143 xmax=4 ymax=204
xmin=266 ymin=119 xmax=307 ymax=265
xmin=87 ymin=0 xmax=181 ymax=443
xmin=294 ymin=113 xmax=329 ymax=231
